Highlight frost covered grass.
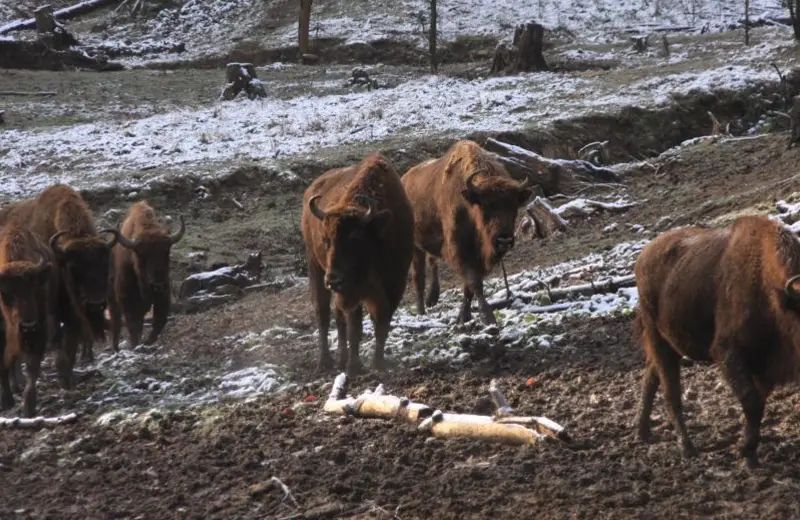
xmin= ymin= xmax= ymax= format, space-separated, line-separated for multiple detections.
xmin=74 ymin=337 xmax=296 ymax=413
xmin=2 ymin=36 xmax=795 ymax=199
xmin=241 ymin=239 xmax=646 ymax=367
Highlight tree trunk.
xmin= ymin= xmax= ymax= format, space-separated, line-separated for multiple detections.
xmin=792 ymin=0 xmax=800 ymax=41
xmin=429 ymin=0 xmax=438 ymax=74
xmin=744 ymin=0 xmax=750 ymax=45
xmin=298 ymin=0 xmax=313 ymax=58
xmin=515 ymin=22 xmax=548 ymax=72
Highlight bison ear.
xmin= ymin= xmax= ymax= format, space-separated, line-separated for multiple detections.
xmin=518 ymin=187 xmax=533 ymax=207
xmin=460 ymin=188 xmax=481 ymax=205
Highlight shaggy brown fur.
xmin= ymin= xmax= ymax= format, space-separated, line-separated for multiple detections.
xmin=0 ymin=218 xmax=58 ymax=417
xmin=402 ymin=140 xmax=532 ymax=324
xmin=634 ymin=215 xmax=800 ymax=468
xmin=0 ymin=184 xmax=119 ymax=389
xmin=301 ymin=153 xmax=414 ymax=376
xmin=109 ymin=201 xmax=185 ymax=351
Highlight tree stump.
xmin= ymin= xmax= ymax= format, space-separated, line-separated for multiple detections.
xmin=220 ymin=62 xmax=267 ymax=101
xmin=491 ymin=21 xmax=548 ymax=75
xmin=298 ymin=0 xmax=313 ymax=57
xmin=35 ymin=5 xmax=57 ymax=33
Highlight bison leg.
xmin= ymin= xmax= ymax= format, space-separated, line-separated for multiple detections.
xmin=345 ymin=305 xmax=364 ymax=377
xmin=457 ymin=285 xmax=474 ymax=325
xmin=109 ymin=296 xmax=122 ymax=352
xmin=411 ymin=248 xmax=427 ymax=315
xmin=636 ymin=362 xmax=660 ymax=442
xmin=473 ymin=281 xmax=497 ymax=325
xmin=124 ymin=308 xmax=145 ymax=348
xmin=334 ymin=307 xmax=348 ymax=372
xmin=0 ymin=360 xmax=14 ymax=411
xmin=309 ymin=260 xmax=334 ymax=371
xmin=145 ymin=295 xmax=170 ymax=346
xmin=371 ymin=312 xmax=391 ymax=371
xmin=650 ymin=335 xmax=696 ymax=458
xmin=56 ymin=326 xmax=80 ymax=390
xmin=425 ymin=256 xmax=440 ymax=309
xmin=719 ymin=348 xmax=767 ymax=469
xmin=22 ymin=354 xmax=42 ymax=418
xmin=10 ymin=359 xmax=25 ymax=395
xmin=80 ymin=341 xmax=94 ymax=363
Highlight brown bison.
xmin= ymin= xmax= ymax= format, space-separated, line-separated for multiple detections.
xmin=109 ymin=201 xmax=185 ymax=351
xmin=401 ymin=140 xmax=532 ymax=325
xmin=0 ymin=218 xmax=58 ymax=417
xmin=301 ymin=153 xmax=414 ymax=377
xmin=0 ymin=184 xmax=120 ymax=388
xmin=634 ymin=215 xmax=800 ymax=468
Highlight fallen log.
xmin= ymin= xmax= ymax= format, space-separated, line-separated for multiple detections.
xmin=0 ymin=39 xmax=123 ymax=71
xmin=553 ymin=197 xmax=639 ymax=220
xmin=484 ymin=137 xmax=619 ymax=196
xmin=0 ymin=412 xmax=78 ymax=429
xmin=0 ymin=0 xmax=117 ymax=35
xmin=490 ymin=274 xmax=637 ymax=310
xmin=322 ymin=373 xmax=433 ymax=424
xmin=418 ymin=410 xmax=545 ymax=445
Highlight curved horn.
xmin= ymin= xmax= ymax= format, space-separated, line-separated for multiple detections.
xmin=518 ymin=175 xmax=530 ymax=190
xmin=113 ymin=228 xmax=138 ymax=249
xmin=309 ymin=195 xmax=327 ymax=221
xmin=34 ymin=253 xmax=47 ymax=272
xmin=785 ymin=274 xmax=800 ymax=301
xmin=169 ymin=215 xmax=186 ymax=244
xmin=465 ymin=170 xmax=481 ymax=196
xmin=355 ymin=194 xmax=377 ymax=222
xmin=49 ymin=231 xmax=68 ymax=257
xmin=100 ymin=228 xmax=121 ymax=248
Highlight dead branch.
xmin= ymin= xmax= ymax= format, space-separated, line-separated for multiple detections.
xmin=484 ymin=137 xmax=619 ymax=196
xmin=0 ymin=91 xmax=57 ymax=96
xmin=517 ymin=196 xmax=569 ymax=240
xmin=487 ymin=379 xmax=570 ymax=441
xmin=489 ymin=379 xmax=514 ymax=417
xmin=0 ymin=412 xmax=78 ymax=429
xmin=0 ymin=0 xmax=117 ymax=35
xmin=270 ymin=477 xmax=300 ymax=509
xmin=708 ymin=111 xmax=722 ymax=136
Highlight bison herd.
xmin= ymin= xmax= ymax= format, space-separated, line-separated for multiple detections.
xmin=0 ymin=184 xmax=185 ymax=418
xmin=1 ymin=138 xmax=798 ymax=469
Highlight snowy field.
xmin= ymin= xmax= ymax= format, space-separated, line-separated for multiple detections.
xmin=1 ymin=32 xmax=796 ymax=199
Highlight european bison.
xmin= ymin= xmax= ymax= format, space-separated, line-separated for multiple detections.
xmin=634 ymin=215 xmax=800 ymax=468
xmin=301 ymin=153 xmax=414 ymax=376
xmin=0 ymin=184 xmax=119 ymax=388
xmin=0 ymin=218 xmax=58 ymax=417
xmin=402 ymin=140 xmax=532 ymax=324
xmin=109 ymin=201 xmax=185 ymax=351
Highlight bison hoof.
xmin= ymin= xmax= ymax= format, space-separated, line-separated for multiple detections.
xmin=425 ymin=293 xmax=439 ymax=308
xmin=742 ymin=455 xmax=760 ymax=470
xmin=0 ymin=394 xmax=14 ymax=411
xmin=317 ymin=354 xmax=335 ymax=372
xmin=636 ymin=427 xmax=652 ymax=443
xmin=681 ymin=442 xmax=698 ymax=459
xmin=346 ymin=360 xmax=364 ymax=377
xmin=371 ymin=357 xmax=387 ymax=371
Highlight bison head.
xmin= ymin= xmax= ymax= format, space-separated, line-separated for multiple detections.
xmin=50 ymin=229 xmax=119 ymax=310
xmin=0 ymin=256 xmax=52 ymax=339
xmin=461 ymin=170 xmax=532 ymax=261
xmin=115 ymin=216 xmax=185 ymax=294
xmin=309 ymin=194 xmax=391 ymax=297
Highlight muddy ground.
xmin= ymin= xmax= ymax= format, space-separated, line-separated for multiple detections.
xmin=1 ymin=126 xmax=800 ymax=519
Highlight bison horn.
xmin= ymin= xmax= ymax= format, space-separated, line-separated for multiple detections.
xmin=355 ymin=194 xmax=377 ymax=222
xmin=518 ymin=176 xmax=530 ymax=190
xmin=785 ymin=274 xmax=800 ymax=301
xmin=33 ymin=253 xmax=48 ymax=273
xmin=114 ymin=229 xmax=138 ymax=250
xmin=49 ymin=231 xmax=68 ymax=257
xmin=465 ymin=170 xmax=482 ymax=197
xmin=309 ymin=195 xmax=328 ymax=220
xmin=169 ymin=215 xmax=186 ymax=245
xmin=100 ymin=228 xmax=121 ymax=248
